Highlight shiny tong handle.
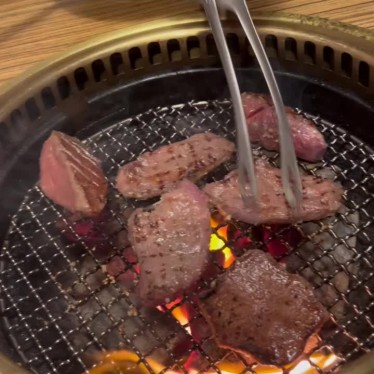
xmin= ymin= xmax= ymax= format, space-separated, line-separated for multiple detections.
xmin=202 ymin=0 xmax=303 ymax=212
xmin=200 ymin=0 xmax=258 ymax=207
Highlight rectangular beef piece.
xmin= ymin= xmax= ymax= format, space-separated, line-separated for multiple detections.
xmin=116 ymin=132 xmax=235 ymax=199
xmin=242 ymin=93 xmax=327 ymax=162
xmin=199 ymin=250 xmax=329 ymax=366
xmin=204 ymin=158 xmax=343 ymax=225
xmin=39 ymin=131 xmax=108 ymax=217
xmin=128 ymin=180 xmax=211 ymax=306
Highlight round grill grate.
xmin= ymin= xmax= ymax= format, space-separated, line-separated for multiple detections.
xmin=0 ymin=100 xmax=373 ymax=374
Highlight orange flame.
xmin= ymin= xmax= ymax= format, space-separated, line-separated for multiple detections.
xmin=288 ymin=352 xmax=340 ymax=374
xmin=88 ymin=349 xmax=339 ymax=374
xmin=210 ymin=217 xmax=235 ymax=268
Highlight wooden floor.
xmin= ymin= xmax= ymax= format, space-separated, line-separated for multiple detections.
xmin=0 ymin=0 xmax=373 ymax=86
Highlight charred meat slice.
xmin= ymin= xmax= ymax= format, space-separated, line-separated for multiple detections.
xmin=128 ymin=180 xmax=211 ymax=306
xmin=242 ymin=93 xmax=327 ymax=162
xmin=40 ymin=131 xmax=108 ymax=217
xmin=116 ymin=132 xmax=235 ymax=199
xmin=199 ymin=250 xmax=329 ymax=366
xmin=204 ymin=158 xmax=343 ymax=225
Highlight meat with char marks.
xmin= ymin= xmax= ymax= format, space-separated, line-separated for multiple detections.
xmin=128 ymin=180 xmax=211 ymax=306
xmin=204 ymin=158 xmax=343 ymax=225
xmin=116 ymin=132 xmax=235 ymax=199
xmin=199 ymin=250 xmax=329 ymax=366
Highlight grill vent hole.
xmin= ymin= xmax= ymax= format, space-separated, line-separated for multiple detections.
xmin=10 ymin=110 xmax=23 ymax=126
xmin=226 ymin=33 xmax=240 ymax=55
xmin=265 ymin=34 xmax=278 ymax=58
xmin=57 ymin=76 xmax=71 ymax=99
xmin=166 ymin=39 xmax=182 ymax=61
xmin=341 ymin=53 xmax=353 ymax=77
xmin=148 ymin=42 xmax=162 ymax=65
xmin=359 ymin=61 xmax=370 ymax=87
xmin=110 ymin=53 xmax=124 ymax=76
xmin=167 ymin=39 xmax=182 ymax=62
xmin=92 ymin=59 xmax=106 ymax=82
xmin=323 ymin=46 xmax=335 ymax=70
xmin=304 ymin=41 xmax=316 ymax=65
xmin=285 ymin=37 xmax=297 ymax=61
xmin=187 ymin=36 xmax=201 ymax=59
xmin=206 ymin=34 xmax=218 ymax=56
xmin=41 ymin=87 xmax=56 ymax=109
xmin=25 ymin=98 xmax=40 ymax=121
xmin=9 ymin=110 xmax=25 ymax=141
xmin=74 ymin=68 xmax=89 ymax=91
xmin=129 ymin=47 xmax=143 ymax=69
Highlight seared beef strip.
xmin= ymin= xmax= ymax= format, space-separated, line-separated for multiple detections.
xmin=242 ymin=93 xmax=327 ymax=162
xmin=40 ymin=131 xmax=108 ymax=217
xmin=128 ymin=180 xmax=211 ymax=306
xmin=116 ymin=132 xmax=234 ymax=199
xmin=204 ymin=158 xmax=343 ymax=225
xmin=199 ymin=250 xmax=329 ymax=366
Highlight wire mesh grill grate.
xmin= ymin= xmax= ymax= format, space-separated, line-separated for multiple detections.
xmin=0 ymin=100 xmax=373 ymax=374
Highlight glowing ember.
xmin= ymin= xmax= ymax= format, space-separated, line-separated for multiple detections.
xmin=222 ymin=247 xmax=235 ymax=268
xmin=262 ymin=225 xmax=303 ymax=258
xmin=311 ymin=352 xmax=340 ymax=368
xmin=172 ymin=305 xmax=192 ymax=335
xmin=217 ymin=360 xmax=246 ymax=373
xmin=210 ymin=218 xmax=228 ymax=251
xmin=254 ymin=365 xmax=283 ymax=374
xmin=89 ymin=350 xmax=170 ymax=374
xmin=210 ymin=217 xmax=236 ymax=268
xmin=288 ymin=352 xmax=340 ymax=374
xmin=164 ymin=297 xmax=183 ymax=310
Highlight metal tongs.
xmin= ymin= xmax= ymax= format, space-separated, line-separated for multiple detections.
xmin=200 ymin=0 xmax=302 ymax=213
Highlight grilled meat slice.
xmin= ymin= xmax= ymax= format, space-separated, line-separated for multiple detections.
xmin=199 ymin=250 xmax=329 ymax=366
xmin=40 ymin=131 xmax=108 ymax=216
xmin=242 ymin=93 xmax=327 ymax=162
xmin=116 ymin=132 xmax=235 ymax=199
xmin=128 ymin=180 xmax=211 ymax=306
xmin=204 ymin=158 xmax=343 ymax=225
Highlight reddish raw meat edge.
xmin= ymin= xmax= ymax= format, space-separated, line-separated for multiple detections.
xmin=40 ymin=131 xmax=108 ymax=216
xmin=242 ymin=93 xmax=327 ymax=162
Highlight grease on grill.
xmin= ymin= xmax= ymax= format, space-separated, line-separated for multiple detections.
xmin=0 ymin=100 xmax=373 ymax=374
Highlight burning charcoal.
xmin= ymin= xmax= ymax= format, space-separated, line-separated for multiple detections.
xmin=204 ymin=158 xmax=343 ymax=225
xmin=227 ymin=226 xmax=253 ymax=255
xmin=57 ymin=207 xmax=129 ymax=259
xmin=199 ymin=250 xmax=329 ymax=366
xmin=242 ymin=92 xmax=327 ymax=162
xmin=262 ymin=224 xmax=304 ymax=258
xmin=128 ymin=180 xmax=211 ymax=306
xmin=116 ymin=132 xmax=235 ymax=199
xmin=184 ymin=351 xmax=211 ymax=373
xmin=39 ymin=131 xmax=108 ymax=216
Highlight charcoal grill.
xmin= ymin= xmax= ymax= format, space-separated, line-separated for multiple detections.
xmin=0 ymin=11 xmax=373 ymax=374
